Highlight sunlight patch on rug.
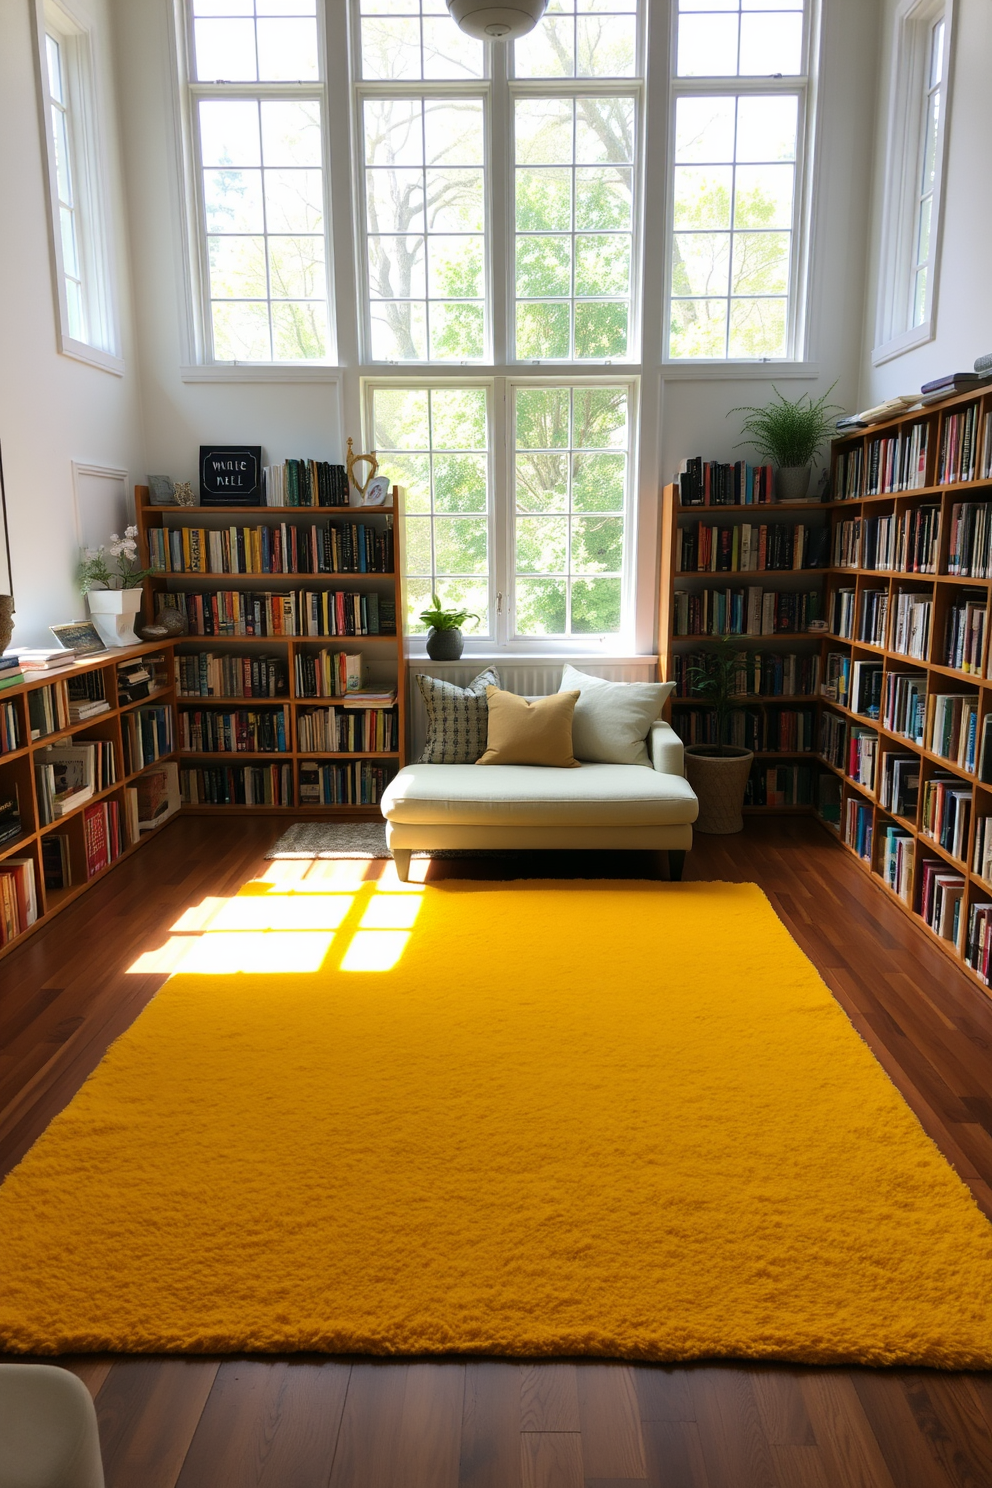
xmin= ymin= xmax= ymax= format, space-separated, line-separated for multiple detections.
xmin=1 ymin=878 xmax=991 ymax=1365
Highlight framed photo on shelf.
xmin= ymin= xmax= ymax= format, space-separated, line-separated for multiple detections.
xmin=49 ymin=621 xmax=106 ymax=656
xmin=362 ymin=476 xmax=391 ymax=507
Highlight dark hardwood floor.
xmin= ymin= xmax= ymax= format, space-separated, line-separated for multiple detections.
xmin=3 ymin=814 xmax=992 ymax=1487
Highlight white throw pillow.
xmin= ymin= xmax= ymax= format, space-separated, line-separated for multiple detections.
xmin=558 ymin=664 xmax=675 ymax=766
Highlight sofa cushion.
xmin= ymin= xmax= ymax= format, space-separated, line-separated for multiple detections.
xmin=477 ymin=687 xmax=580 ymax=768
xmin=417 ymin=667 xmax=499 ymax=764
xmin=560 ymin=664 xmax=675 ymax=767
xmin=381 ymin=763 xmax=699 ymax=827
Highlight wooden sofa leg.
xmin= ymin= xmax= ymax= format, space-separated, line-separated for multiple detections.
xmin=391 ymin=848 xmax=412 ymax=882
xmin=668 ymin=850 xmax=686 ymax=883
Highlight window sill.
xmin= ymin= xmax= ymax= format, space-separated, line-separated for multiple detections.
xmin=661 ymin=361 xmax=821 ymax=381
xmin=407 ymin=653 xmax=659 ymax=667
xmin=871 ymin=322 xmax=934 ymax=367
xmin=180 ymin=364 xmax=343 ymax=383
xmin=61 ymin=336 xmax=125 ymax=377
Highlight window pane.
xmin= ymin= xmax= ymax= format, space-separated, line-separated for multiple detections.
xmin=669 ymin=93 xmax=798 ymax=359
xmin=374 ymin=386 xmax=491 ymax=633
xmin=361 ymin=2 xmax=483 ymax=80
xmin=65 ymin=274 xmax=84 ymax=341
xmin=676 ymin=0 xmax=804 ymax=77
xmin=577 ymin=15 xmax=636 ymax=76
xmin=363 ymin=98 xmax=488 ymax=361
xmin=46 ymin=34 xmax=63 ymax=102
xmin=514 ymin=97 xmax=635 ymax=360
xmin=201 ymin=99 xmax=328 ymax=361
xmin=514 ymin=3 xmax=638 ymax=79
xmin=513 ymin=385 xmax=627 ymax=637
xmin=194 ymin=18 xmax=258 ymax=80
xmin=255 ymin=17 xmax=319 ymax=80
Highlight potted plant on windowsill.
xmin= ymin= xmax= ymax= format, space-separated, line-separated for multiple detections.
xmin=682 ymin=639 xmax=754 ymax=834
xmin=419 ymin=594 xmax=480 ymax=661
xmin=730 ymin=384 xmax=843 ymax=503
xmin=79 ymin=526 xmax=154 ymax=648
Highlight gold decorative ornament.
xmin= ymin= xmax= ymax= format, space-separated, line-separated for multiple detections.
xmin=346 ymin=438 xmax=379 ymax=500
xmin=174 ymin=481 xmax=196 ymax=507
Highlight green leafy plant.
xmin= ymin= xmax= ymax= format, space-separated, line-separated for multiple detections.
xmin=730 ymin=383 xmax=844 ymax=468
xmin=418 ymin=593 xmax=480 ymax=632
xmin=78 ymin=526 xmax=155 ymax=594
xmin=683 ymin=639 xmax=748 ymax=750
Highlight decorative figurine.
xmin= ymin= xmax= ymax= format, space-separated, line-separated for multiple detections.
xmin=346 ymin=437 xmax=378 ymax=501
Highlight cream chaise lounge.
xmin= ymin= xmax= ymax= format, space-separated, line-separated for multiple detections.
xmin=381 ymin=717 xmax=698 ymax=882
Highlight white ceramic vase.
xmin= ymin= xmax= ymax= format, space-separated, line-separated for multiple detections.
xmin=86 ymin=588 xmax=143 ymax=648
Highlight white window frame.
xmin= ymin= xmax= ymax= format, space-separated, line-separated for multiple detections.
xmin=662 ymin=0 xmax=819 ymax=367
xmin=33 ymin=0 xmax=123 ymax=375
xmin=175 ymin=0 xmax=338 ymax=368
xmin=350 ymin=7 xmax=646 ymax=369
xmin=872 ymin=0 xmax=954 ymax=366
xmin=362 ymin=372 xmax=638 ymax=655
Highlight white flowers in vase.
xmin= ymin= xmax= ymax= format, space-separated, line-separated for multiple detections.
xmin=79 ymin=525 xmax=153 ymax=594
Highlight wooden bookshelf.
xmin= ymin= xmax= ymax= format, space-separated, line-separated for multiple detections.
xmin=134 ymin=488 xmax=407 ymax=816
xmin=658 ymin=481 xmax=831 ymax=811
xmin=658 ymin=387 xmax=992 ymax=992
xmin=0 ymin=641 xmax=178 ymax=960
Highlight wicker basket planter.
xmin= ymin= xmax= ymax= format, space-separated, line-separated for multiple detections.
xmin=683 ymin=745 xmax=755 ymax=834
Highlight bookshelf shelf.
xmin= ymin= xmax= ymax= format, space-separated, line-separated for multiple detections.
xmin=658 ymin=387 xmax=992 ymax=995
xmin=135 ymin=486 xmax=407 ymax=821
xmin=0 ymin=640 xmax=177 ymax=961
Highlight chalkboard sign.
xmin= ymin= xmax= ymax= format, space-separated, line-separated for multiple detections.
xmin=199 ymin=446 xmax=262 ymax=507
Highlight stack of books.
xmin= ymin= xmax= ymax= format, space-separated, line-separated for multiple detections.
xmin=66 ymin=672 xmax=110 ymax=721
xmin=0 ymin=654 xmax=23 ymax=693
xmin=117 ymin=659 xmax=154 ymax=705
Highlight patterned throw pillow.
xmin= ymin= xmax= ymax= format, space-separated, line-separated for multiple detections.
xmin=418 ymin=668 xmax=501 ymax=763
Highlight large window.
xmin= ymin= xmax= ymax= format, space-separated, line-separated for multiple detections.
xmin=873 ymin=1 xmax=951 ymax=361
xmin=666 ymin=0 xmax=810 ymax=361
xmin=911 ymin=15 xmax=945 ymax=327
xmin=37 ymin=2 xmax=121 ymax=371
xmin=185 ymin=0 xmax=331 ymax=362
xmin=368 ymin=378 xmax=633 ymax=643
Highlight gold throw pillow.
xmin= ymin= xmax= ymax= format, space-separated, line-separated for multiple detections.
xmin=476 ymin=687 xmax=581 ymax=767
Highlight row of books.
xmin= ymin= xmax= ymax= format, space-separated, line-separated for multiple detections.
xmin=147 ymin=520 xmax=394 ymax=576
xmin=676 ymin=459 xmax=776 ymax=507
xmin=0 ymin=699 xmax=20 ymax=754
xmin=299 ymin=759 xmax=397 ymax=806
xmin=929 ymin=693 xmax=979 ymax=771
xmin=672 ymin=649 xmax=820 ymax=700
xmin=857 ymin=588 xmax=889 ymax=648
xmin=41 ymin=834 xmax=71 ymax=891
xmin=819 ymin=710 xmax=845 ymax=769
xmin=879 ymin=753 xmax=919 ymax=818
xmin=849 ymin=659 xmax=882 ymax=718
xmin=296 ymin=707 xmax=400 ymax=755
xmin=863 ymin=423 xmax=929 ymax=495
xmin=180 ymin=763 xmax=294 ymax=806
xmin=295 ymin=650 xmax=362 ymax=699
xmin=835 ymin=446 xmax=864 ymax=501
xmin=35 ymin=741 xmax=117 ymax=826
xmin=948 ymin=503 xmax=992 ymax=578
xmin=945 ymin=600 xmax=986 ymax=675
xmin=670 ymin=707 xmax=816 ymax=753
xmin=178 ymin=707 xmax=290 ymax=755
xmin=847 ymin=726 xmax=878 ymax=787
xmin=261 ymin=459 xmax=349 ymax=507
xmin=882 ymin=671 xmax=926 ymax=743
xmin=844 ymin=798 xmax=873 ymax=861
xmin=880 ymin=823 xmax=913 ymax=903
xmin=974 ymin=816 xmax=992 ymax=885
xmin=175 ymin=653 xmax=288 ymax=699
xmin=922 ymin=776 xmax=970 ymax=860
xmin=27 ymin=682 xmax=69 ymax=740
xmin=863 ymin=507 xmax=940 ymax=574
xmin=0 ymin=857 xmax=38 ymax=946
xmin=920 ymin=859 xmax=964 ymax=942
xmin=122 ymin=706 xmax=174 ymax=775
xmin=937 ymin=404 xmax=982 ymax=486
xmin=83 ymin=798 xmax=127 ymax=879
xmin=672 ymin=587 xmax=822 ymax=637
xmin=158 ymin=591 xmax=396 ymax=639
xmin=744 ymin=763 xmax=818 ymax=807
xmin=965 ymin=900 xmax=992 ymax=984
xmin=678 ymin=523 xmax=828 ymax=574
xmin=66 ymin=669 xmax=110 ymax=722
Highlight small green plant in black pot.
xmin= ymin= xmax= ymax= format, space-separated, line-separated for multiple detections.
xmin=419 ymin=593 xmax=480 ymax=661
xmin=730 ymin=383 xmax=843 ymax=502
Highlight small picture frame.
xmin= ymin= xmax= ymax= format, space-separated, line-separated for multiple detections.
xmin=362 ymin=475 xmax=391 ymax=508
xmin=49 ymin=621 xmax=107 ymax=656
xmin=147 ymin=475 xmax=178 ymax=506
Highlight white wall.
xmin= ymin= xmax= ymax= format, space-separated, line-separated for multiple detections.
xmin=0 ymin=0 xmax=144 ymax=648
xmin=109 ymin=0 xmax=877 ymax=654
xmin=862 ymin=0 xmax=992 ymax=403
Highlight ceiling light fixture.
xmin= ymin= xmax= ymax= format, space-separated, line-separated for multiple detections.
xmin=446 ymin=0 xmax=548 ymax=41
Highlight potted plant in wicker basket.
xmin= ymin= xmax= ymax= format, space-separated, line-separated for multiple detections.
xmin=730 ymin=383 xmax=843 ymax=503
xmin=682 ymin=639 xmax=754 ymax=834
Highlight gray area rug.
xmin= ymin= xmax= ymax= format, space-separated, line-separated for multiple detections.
xmin=265 ymin=822 xmax=518 ymax=861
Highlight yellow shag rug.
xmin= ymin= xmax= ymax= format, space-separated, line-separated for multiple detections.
xmin=2 ymin=876 xmax=992 ymax=1365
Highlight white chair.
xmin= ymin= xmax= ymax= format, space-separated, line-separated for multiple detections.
xmin=0 ymin=1365 xmax=105 ymax=1488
